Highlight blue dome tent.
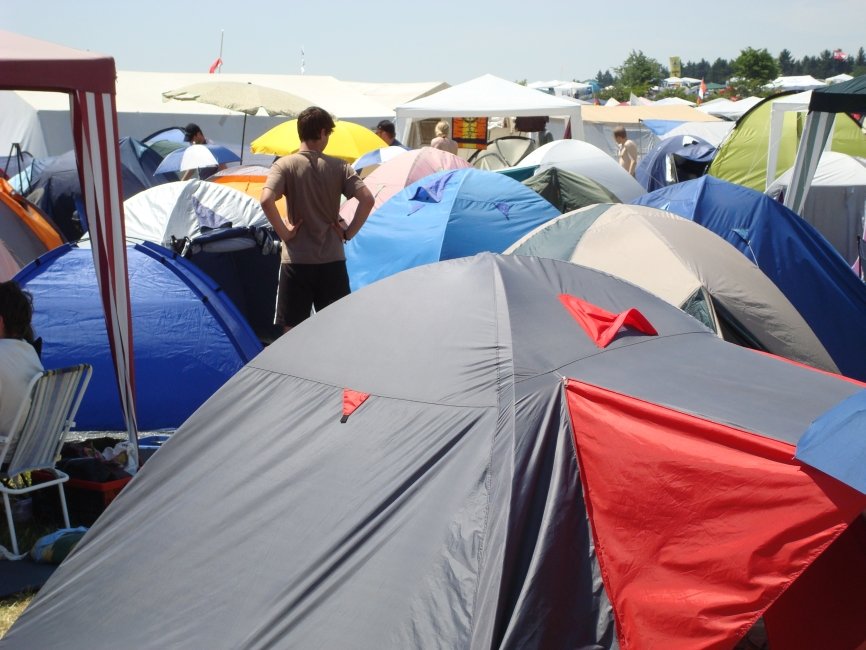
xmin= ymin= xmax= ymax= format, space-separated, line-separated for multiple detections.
xmin=345 ymin=168 xmax=560 ymax=290
xmin=16 ymin=242 xmax=262 ymax=430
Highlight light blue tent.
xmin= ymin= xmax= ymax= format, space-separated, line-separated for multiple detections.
xmin=633 ymin=176 xmax=866 ymax=381
xmin=346 ymin=168 xmax=560 ymax=290
xmin=16 ymin=242 xmax=262 ymax=430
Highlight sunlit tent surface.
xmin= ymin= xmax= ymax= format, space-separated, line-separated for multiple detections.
xmin=15 ymin=242 xmax=262 ymax=430
xmin=344 ymin=168 xmax=560 ymax=290
xmin=6 ymin=254 xmax=866 ymax=649
xmin=123 ymin=180 xmax=280 ymax=342
xmin=210 ymin=164 xmax=288 ymax=217
xmin=505 ymin=203 xmax=838 ymax=372
xmin=707 ymin=90 xmax=866 ymax=191
xmin=634 ymin=175 xmax=866 ymax=381
xmin=339 ymin=146 xmax=470 ymax=224
xmin=519 ymin=139 xmax=645 ymax=202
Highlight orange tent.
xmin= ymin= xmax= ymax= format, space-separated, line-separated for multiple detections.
xmin=0 ymin=177 xmax=64 ymax=267
xmin=210 ymin=165 xmax=287 ymax=217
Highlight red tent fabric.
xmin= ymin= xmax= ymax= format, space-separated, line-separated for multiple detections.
xmin=0 ymin=31 xmax=138 ymax=447
xmin=566 ymin=378 xmax=866 ymax=649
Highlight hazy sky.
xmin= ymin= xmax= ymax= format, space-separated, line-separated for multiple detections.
xmin=4 ymin=0 xmax=862 ymax=84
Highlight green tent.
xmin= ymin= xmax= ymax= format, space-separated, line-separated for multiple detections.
xmin=708 ymin=91 xmax=866 ymax=191
xmin=522 ymin=167 xmax=621 ymax=212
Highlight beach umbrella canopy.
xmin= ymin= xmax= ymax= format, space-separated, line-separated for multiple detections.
xmin=251 ymin=119 xmax=387 ymax=162
xmin=162 ymin=81 xmax=312 ymax=117
xmin=154 ymin=144 xmax=240 ymax=175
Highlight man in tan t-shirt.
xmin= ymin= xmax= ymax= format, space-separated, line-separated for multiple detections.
xmin=261 ymin=106 xmax=375 ymax=333
xmin=613 ymin=125 xmax=638 ymax=177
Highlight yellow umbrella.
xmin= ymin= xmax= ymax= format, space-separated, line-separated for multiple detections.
xmin=250 ymin=119 xmax=387 ymax=162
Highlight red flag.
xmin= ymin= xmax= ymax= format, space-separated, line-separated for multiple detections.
xmin=833 ymin=49 xmax=848 ymax=61
xmin=208 ymin=57 xmax=222 ymax=74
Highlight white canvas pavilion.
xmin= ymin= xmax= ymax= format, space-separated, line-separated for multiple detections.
xmin=394 ymin=74 xmax=585 ymax=146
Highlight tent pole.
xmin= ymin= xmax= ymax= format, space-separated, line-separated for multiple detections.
xmin=240 ymin=113 xmax=247 ymax=165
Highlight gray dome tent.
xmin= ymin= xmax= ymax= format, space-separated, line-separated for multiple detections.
xmin=5 ymin=254 xmax=866 ymax=649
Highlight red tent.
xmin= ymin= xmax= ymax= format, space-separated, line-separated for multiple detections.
xmin=0 ymin=31 xmax=138 ymax=449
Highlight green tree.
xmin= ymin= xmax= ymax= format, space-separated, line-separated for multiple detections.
xmin=778 ymin=49 xmax=795 ymax=75
xmin=816 ymin=50 xmax=835 ymax=78
xmin=709 ymin=57 xmax=732 ymax=85
xmin=595 ymin=69 xmax=614 ymax=87
xmin=683 ymin=58 xmax=711 ymax=82
xmin=731 ymin=47 xmax=779 ymax=95
xmin=613 ymin=50 xmax=665 ymax=96
xmin=854 ymin=47 xmax=866 ymax=77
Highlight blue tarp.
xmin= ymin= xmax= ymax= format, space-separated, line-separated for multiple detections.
xmin=636 ymin=136 xmax=716 ymax=192
xmin=796 ymin=390 xmax=866 ymax=495
xmin=15 ymin=242 xmax=262 ymax=430
xmin=641 ymin=119 xmax=687 ymax=137
xmin=346 ymin=168 xmax=560 ymax=291
xmin=633 ymin=176 xmax=866 ymax=381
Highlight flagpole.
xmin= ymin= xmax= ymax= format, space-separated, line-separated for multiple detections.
xmin=218 ymin=30 xmax=224 ymax=73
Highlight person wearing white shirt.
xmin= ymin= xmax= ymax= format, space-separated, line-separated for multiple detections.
xmin=0 ymin=281 xmax=43 ymax=438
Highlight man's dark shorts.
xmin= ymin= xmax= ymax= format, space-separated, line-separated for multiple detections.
xmin=276 ymin=261 xmax=351 ymax=328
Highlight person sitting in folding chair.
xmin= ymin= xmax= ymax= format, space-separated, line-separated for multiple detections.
xmin=0 ymin=281 xmax=43 ymax=438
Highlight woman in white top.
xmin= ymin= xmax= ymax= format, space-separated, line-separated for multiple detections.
xmin=0 ymin=281 xmax=43 ymax=436
xmin=430 ymin=121 xmax=459 ymax=155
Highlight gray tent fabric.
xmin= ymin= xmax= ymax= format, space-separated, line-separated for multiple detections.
xmin=3 ymin=254 xmax=862 ymax=649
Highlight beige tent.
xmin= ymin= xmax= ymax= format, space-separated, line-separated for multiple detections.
xmin=506 ymin=203 xmax=838 ymax=373
xmin=580 ymin=104 xmax=721 ymax=158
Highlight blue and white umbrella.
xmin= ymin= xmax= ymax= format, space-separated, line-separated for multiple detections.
xmin=351 ymin=145 xmax=409 ymax=173
xmin=154 ymin=144 xmax=240 ymax=175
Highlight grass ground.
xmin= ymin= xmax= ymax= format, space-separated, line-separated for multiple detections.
xmin=0 ymin=592 xmax=34 ymax=638
xmin=0 ymin=509 xmax=64 ymax=639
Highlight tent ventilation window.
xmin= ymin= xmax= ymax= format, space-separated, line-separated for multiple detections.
xmin=680 ymin=287 xmax=717 ymax=333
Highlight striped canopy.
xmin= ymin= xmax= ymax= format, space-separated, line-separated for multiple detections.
xmin=0 ymin=31 xmax=138 ymax=454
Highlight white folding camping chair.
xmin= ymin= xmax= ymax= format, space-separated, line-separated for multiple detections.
xmin=1 ymin=364 xmax=92 ymax=556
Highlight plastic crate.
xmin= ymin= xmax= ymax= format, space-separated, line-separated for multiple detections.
xmin=32 ymin=471 xmax=131 ymax=526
